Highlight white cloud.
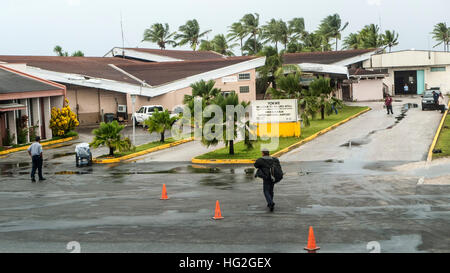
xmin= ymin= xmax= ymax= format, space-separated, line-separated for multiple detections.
xmin=67 ymin=0 xmax=81 ymax=6
xmin=367 ymin=0 xmax=381 ymax=6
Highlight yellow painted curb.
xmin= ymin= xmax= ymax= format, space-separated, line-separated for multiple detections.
xmin=93 ymin=137 xmax=194 ymax=164
xmin=192 ymin=107 xmax=371 ymax=165
xmin=191 ymin=158 xmax=256 ymax=164
xmin=0 ymin=136 xmax=79 ymax=155
xmin=427 ymin=101 xmax=450 ymax=162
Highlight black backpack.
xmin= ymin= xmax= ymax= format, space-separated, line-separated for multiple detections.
xmin=270 ymin=157 xmax=283 ymax=183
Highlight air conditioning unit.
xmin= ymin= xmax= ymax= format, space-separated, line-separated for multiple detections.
xmin=118 ymin=105 xmax=127 ymax=113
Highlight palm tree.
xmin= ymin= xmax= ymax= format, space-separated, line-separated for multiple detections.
xmin=210 ymin=34 xmax=237 ymax=56
xmin=53 ymin=45 xmax=68 ymax=56
xmin=142 ymin=23 xmax=176 ymax=50
xmin=262 ymin=19 xmax=283 ymax=51
xmin=286 ymin=40 xmax=303 ymax=53
xmin=431 ymin=22 xmax=450 ymax=52
xmin=53 ymin=46 xmax=84 ymax=57
xmin=382 ymin=30 xmax=399 ymax=52
xmin=71 ymin=50 xmax=84 ymax=57
xmin=302 ymin=32 xmax=323 ymax=52
xmin=359 ymin=24 xmax=383 ymax=48
xmin=265 ymin=69 xmax=318 ymax=126
xmin=175 ymin=19 xmax=212 ymax=51
xmin=240 ymin=13 xmax=261 ymax=54
xmin=318 ymin=14 xmax=349 ymax=51
xmin=288 ymin=17 xmax=306 ymax=41
xmin=202 ymin=93 xmax=253 ymax=155
xmin=256 ymin=46 xmax=283 ymax=90
xmin=309 ymin=77 xmax=333 ymax=120
xmin=242 ymin=38 xmax=263 ymax=55
xmin=278 ymin=20 xmax=290 ymax=51
xmin=343 ymin=33 xmax=361 ymax=49
xmin=90 ymin=120 xmax=132 ymax=156
xmin=183 ymin=79 xmax=221 ymax=108
xmin=144 ymin=109 xmax=179 ymax=143
xmin=199 ymin=39 xmax=214 ymax=51
xmin=227 ymin=22 xmax=247 ymax=56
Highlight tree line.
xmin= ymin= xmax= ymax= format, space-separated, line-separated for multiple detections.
xmin=142 ymin=13 xmax=402 ymax=55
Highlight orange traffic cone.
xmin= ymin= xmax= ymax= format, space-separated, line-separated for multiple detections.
xmin=160 ymin=184 xmax=169 ymax=200
xmin=304 ymin=226 xmax=320 ymax=253
xmin=212 ymin=200 xmax=224 ymax=220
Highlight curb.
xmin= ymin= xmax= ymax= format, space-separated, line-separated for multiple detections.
xmin=191 ymin=107 xmax=371 ymax=165
xmin=191 ymin=158 xmax=256 ymax=164
xmin=93 ymin=137 xmax=194 ymax=164
xmin=427 ymin=101 xmax=450 ymax=162
xmin=0 ymin=136 xmax=79 ymax=156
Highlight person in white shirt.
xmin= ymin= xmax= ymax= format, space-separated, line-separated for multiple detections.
xmin=404 ymin=84 xmax=409 ymax=93
xmin=27 ymin=136 xmax=45 ymax=182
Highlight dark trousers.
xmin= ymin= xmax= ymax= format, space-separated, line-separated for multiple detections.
xmin=263 ymin=179 xmax=275 ymax=207
xmin=331 ymin=104 xmax=338 ymax=115
xmin=387 ymin=105 xmax=393 ymax=114
xmin=31 ymin=155 xmax=43 ymax=180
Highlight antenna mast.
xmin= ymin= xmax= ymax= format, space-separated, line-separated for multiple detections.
xmin=120 ymin=12 xmax=125 ymax=58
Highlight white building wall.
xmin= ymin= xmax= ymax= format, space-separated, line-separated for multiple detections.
xmin=31 ymin=98 xmax=41 ymax=138
xmin=43 ymin=97 xmax=52 ymax=139
xmin=382 ymin=66 xmax=450 ymax=95
xmin=352 ymin=79 xmax=384 ymax=101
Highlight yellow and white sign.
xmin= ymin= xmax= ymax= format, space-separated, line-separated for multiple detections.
xmin=251 ymin=99 xmax=298 ymax=123
xmin=251 ymin=99 xmax=301 ymax=138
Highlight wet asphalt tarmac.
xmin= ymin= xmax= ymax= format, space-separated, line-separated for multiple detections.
xmin=0 ymin=159 xmax=449 ymax=253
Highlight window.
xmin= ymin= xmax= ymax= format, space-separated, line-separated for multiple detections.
xmin=431 ymin=67 xmax=446 ymax=72
xmin=239 ymin=86 xmax=250 ymax=93
xmin=222 ymin=91 xmax=235 ymax=97
xmin=238 ymin=73 xmax=251 ymax=80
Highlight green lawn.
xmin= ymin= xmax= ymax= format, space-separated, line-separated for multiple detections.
xmin=3 ymin=131 xmax=78 ymax=149
xmin=195 ymin=105 xmax=369 ymax=160
xmin=434 ymin=112 xmax=450 ymax=159
xmin=98 ymin=138 xmax=178 ymax=158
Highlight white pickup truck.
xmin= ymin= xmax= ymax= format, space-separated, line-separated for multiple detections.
xmin=133 ymin=105 xmax=182 ymax=126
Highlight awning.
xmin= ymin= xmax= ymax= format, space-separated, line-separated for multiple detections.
xmin=298 ymin=63 xmax=349 ymax=78
xmin=0 ymin=103 xmax=26 ymax=112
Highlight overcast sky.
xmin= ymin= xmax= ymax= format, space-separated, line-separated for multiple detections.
xmin=1 ymin=0 xmax=449 ymax=56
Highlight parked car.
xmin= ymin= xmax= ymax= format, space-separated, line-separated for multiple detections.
xmin=421 ymin=90 xmax=441 ymax=110
xmin=133 ymin=105 xmax=164 ymax=126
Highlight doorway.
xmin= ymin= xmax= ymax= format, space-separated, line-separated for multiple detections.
xmin=394 ymin=71 xmax=417 ymax=95
xmin=342 ymin=85 xmax=351 ymax=101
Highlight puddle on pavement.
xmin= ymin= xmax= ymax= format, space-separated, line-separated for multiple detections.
xmin=43 ymin=143 xmax=74 ymax=150
xmin=342 ymin=103 xmax=417 ymax=148
xmin=0 ymin=163 xmax=31 ymax=175
xmin=55 ymin=170 xmax=93 ymax=175
xmin=340 ymin=138 xmax=371 ymax=147
xmin=325 ymin=159 xmax=344 ymax=163
xmin=50 ymin=152 xmax=76 ymax=160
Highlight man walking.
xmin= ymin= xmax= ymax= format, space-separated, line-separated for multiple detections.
xmin=27 ymin=136 xmax=46 ymax=182
xmin=385 ymin=94 xmax=394 ymax=115
xmin=433 ymin=91 xmax=440 ymax=110
xmin=254 ymin=148 xmax=279 ymax=212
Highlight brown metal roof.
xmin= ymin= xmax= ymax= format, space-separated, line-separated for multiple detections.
xmin=123 ymin=48 xmax=226 ymax=61
xmin=283 ymin=49 xmax=377 ymax=65
xmin=116 ymin=56 xmax=256 ymax=86
xmin=349 ymin=68 xmax=388 ymax=76
xmin=0 ymin=65 xmax=65 ymax=94
xmin=0 ymin=56 xmax=143 ymax=84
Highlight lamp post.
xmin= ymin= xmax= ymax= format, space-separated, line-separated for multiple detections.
xmin=131 ymin=94 xmax=136 ymax=146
